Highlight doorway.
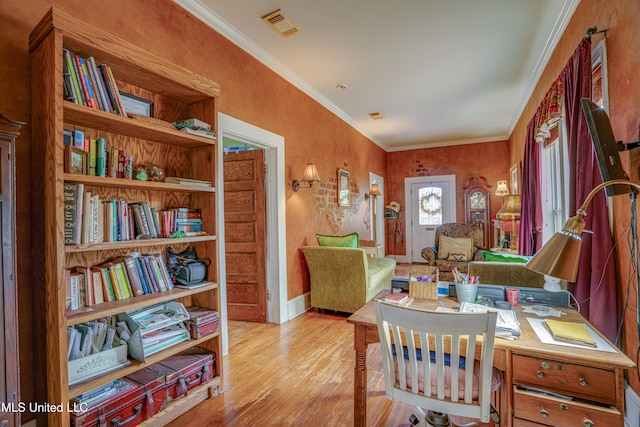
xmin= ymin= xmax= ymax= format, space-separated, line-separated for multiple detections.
xmin=404 ymin=175 xmax=456 ymax=263
xmin=217 ymin=113 xmax=287 ymax=355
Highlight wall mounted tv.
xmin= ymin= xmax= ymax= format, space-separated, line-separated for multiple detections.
xmin=581 ymin=98 xmax=633 ymax=196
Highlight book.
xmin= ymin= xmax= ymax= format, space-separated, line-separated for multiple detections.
xmin=164 ymin=177 xmax=213 ymax=187
xmin=106 ymin=264 xmax=124 ymax=300
xmin=98 ymin=64 xmax=123 ymax=116
xmin=171 ymin=118 xmax=212 ymax=130
xmin=63 ymin=48 xmax=85 ymax=106
xmin=143 ymin=255 xmax=160 ymax=293
xmin=148 ymin=255 xmax=167 ymax=292
xmin=81 ymin=191 xmax=93 ymax=244
xmin=178 ymin=126 xmax=216 ymax=139
xmin=133 ymin=254 xmax=154 ymax=294
xmin=63 ymin=182 xmax=81 ymax=245
xmin=113 ymin=262 xmax=132 ymax=299
xmin=72 ymin=130 xmax=84 ymax=149
xmin=74 ymin=55 xmax=94 ymax=109
xmin=95 ymin=137 xmax=107 ymax=177
xmin=383 ymin=293 xmax=410 ymax=304
xmin=121 ymin=256 xmax=145 ymax=297
xmin=93 ymin=266 xmax=114 ymax=302
xmin=544 ymin=319 xmax=596 ymax=347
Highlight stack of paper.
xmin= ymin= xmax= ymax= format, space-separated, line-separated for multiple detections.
xmin=544 ymin=319 xmax=596 ymax=347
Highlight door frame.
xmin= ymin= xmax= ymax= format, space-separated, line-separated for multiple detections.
xmin=368 ymin=172 xmax=384 ymax=247
xmin=218 ymin=113 xmax=287 ymax=355
xmin=402 ymin=175 xmax=457 ymax=264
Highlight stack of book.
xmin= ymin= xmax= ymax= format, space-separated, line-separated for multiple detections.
xmin=62 ymin=47 xmax=127 ymax=116
xmin=171 ymin=118 xmax=216 ymax=139
xmin=65 ymin=252 xmax=175 ymax=312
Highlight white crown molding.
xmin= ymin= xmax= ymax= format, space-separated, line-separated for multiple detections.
xmin=174 ymin=0 xmax=389 ymax=151
xmin=507 ymin=0 xmax=581 ymax=137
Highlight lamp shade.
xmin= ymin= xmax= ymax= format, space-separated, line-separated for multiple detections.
xmin=496 ymin=195 xmax=521 ymax=220
xmin=525 ymin=215 xmax=586 ymax=282
xmin=369 ymin=183 xmax=381 ymax=197
xmin=301 ymin=163 xmax=321 ymax=183
xmin=495 ymin=180 xmax=509 ymax=196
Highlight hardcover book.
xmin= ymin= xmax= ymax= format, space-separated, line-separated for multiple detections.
xmin=544 ymin=319 xmax=596 ymax=347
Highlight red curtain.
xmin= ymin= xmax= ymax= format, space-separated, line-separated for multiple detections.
xmin=562 ymin=38 xmax=619 ymax=341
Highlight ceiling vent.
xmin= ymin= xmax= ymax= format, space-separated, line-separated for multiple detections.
xmin=369 ymin=112 xmax=385 ymax=120
xmin=262 ymin=9 xmax=301 ymax=38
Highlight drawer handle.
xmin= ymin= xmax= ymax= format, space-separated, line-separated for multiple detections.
xmin=541 ymin=361 xmax=550 ymax=369
xmin=584 ymin=420 xmax=594 ymax=427
xmin=560 ymin=403 xmax=569 ymax=411
xmin=537 ymin=370 xmax=545 ymax=379
xmin=539 ymin=409 xmax=550 ymax=419
xmin=579 ymin=377 xmax=588 ymax=387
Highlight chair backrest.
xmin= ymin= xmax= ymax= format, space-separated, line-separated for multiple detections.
xmin=373 ymin=300 xmax=498 ymax=423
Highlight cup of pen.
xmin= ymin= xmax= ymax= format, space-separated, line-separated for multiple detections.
xmin=455 ymin=282 xmax=478 ymax=304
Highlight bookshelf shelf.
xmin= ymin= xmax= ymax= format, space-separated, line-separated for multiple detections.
xmin=64 ymin=102 xmax=217 ymax=148
xmin=68 ymin=333 xmax=220 ymax=397
xmin=66 ymin=282 xmax=218 ymax=326
xmin=63 ymin=173 xmax=216 ymax=193
xmin=30 ymin=8 xmax=223 ymax=426
xmin=64 ymin=236 xmax=216 ymax=253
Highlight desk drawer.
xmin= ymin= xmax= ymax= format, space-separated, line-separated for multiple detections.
xmin=513 ymin=387 xmax=622 ymax=426
xmin=512 ymin=354 xmax=616 ymax=404
xmin=513 ymin=419 xmax=549 ymax=427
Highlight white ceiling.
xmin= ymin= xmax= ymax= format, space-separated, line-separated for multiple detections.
xmin=176 ymin=0 xmax=580 ymax=152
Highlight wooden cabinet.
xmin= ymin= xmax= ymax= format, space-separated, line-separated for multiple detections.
xmin=463 ymin=176 xmax=491 ymax=249
xmin=512 ymin=354 xmax=624 ymax=426
xmin=0 ymin=115 xmax=22 ymax=427
xmin=29 ymin=8 xmax=222 ymax=426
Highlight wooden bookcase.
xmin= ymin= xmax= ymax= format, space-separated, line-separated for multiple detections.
xmin=29 ymin=8 xmax=223 ymax=426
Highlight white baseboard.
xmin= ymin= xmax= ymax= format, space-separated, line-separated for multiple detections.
xmin=626 ymin=381 xmax=640 ymax=427
xmin=287 ymin=292 xmax=310 ymax=320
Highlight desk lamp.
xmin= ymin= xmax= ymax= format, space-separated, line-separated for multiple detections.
xmin=525 ymin=179 xmax=640 ymax=288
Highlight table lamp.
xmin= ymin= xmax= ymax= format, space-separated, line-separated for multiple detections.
xmin=525 ymin=179 xmax=640 ymax=288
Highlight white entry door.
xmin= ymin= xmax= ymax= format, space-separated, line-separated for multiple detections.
xmin=409 ymin=176 xmax=456 ymax=263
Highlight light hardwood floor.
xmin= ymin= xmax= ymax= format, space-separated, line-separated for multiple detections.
xmin=167 ymin=309 xmax=418 ymax=427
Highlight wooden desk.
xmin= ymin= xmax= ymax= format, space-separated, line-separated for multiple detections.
xmin=347 ymin=294 xmax=634 ymax=427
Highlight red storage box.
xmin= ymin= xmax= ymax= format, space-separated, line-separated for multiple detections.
xmin=125 ymin=367 xmax=167 ymax=419
xmin=71 ymin=379 xmax=146 ymax=427
xmin=152 ymin=349 xmax=215 ymax=402
xmin=186 ymin=306 xmax=219 ymax=339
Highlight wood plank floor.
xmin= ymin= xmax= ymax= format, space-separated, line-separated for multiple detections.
xmin=166 ymin=309 xmax=419 ymax=426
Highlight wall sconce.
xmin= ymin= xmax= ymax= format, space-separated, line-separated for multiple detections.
xmin=290 ymin=162 xmax=321 ymax=191
xmin=365 ymin=183 xmax=381 ymax=200
xmin=495 ymin=180 xmax=509 ymax=196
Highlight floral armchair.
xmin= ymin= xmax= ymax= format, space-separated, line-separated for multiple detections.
xmin=421 ymin=222 xmax=486 ymax=282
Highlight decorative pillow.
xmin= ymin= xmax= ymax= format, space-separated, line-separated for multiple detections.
xmin=448 ymin=252 xmax=468 ymax=262
xmin=482 ymin=251 xmax=531 ymax=263
xmin=316 ymin=232 xmax=359 ymax=248
xmin=438 ymin=236 xmax=473 ymax=260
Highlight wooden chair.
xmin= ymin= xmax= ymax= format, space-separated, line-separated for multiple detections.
xmin=373 ymin=300 xmax=501 ymax=426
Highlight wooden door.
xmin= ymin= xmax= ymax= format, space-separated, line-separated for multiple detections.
xmin=223 ymin=150 xmax=267 ymax=322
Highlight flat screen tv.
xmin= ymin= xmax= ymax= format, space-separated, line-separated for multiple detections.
xmin=581 ymin=98 xmax=632 ymax=196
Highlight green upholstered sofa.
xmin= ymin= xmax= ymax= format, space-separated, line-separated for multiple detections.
xmin=468 ymin=261 xmax=547 ymax=288
xmin=301 ymin=246 xmax=396 ymax=313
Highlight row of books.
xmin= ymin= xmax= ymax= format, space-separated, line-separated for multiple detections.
xmin=67 ymin=317 xmax=119 ymax=361
xmin=63 ymin=46 xmax=127 ymax=116
xmin=66 ymin=252 xmax=174 ymax=312
xmin=64 ymin=129 xmax=133 ymax=179
xmin=64 ymin=182 xmax=205 ymax=245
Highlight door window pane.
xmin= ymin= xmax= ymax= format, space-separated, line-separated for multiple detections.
xmin=418 ymin=187 xmax=442 ymax=225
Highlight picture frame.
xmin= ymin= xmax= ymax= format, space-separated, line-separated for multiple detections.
xmin=64 ymin=146 xmax=88 ymax=175
xmin=119 ymin=92 xmax=154 ymax=117
xmin=338 ymin=169 xmax=350 ymax=206
xmin=510 ymin=161 xmax=521 ymax=195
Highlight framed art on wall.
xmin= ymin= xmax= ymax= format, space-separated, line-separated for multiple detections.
xmin=338 ymin=169 xmax=350 ymax=206
xmin=510 ymin=161 xmax=521 ymax=195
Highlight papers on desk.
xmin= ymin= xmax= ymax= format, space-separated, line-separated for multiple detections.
xmin=527 ymin=318 xmax=617 ymax=353
xmin=458 ymin=302 xmax=521 ymax=340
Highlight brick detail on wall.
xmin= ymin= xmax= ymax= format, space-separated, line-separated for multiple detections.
xmin=311 ymin=175 xmax=361 ymax=234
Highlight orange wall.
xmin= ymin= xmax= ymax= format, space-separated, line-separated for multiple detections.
xmin=386 ymin=140 xmax=511 ymax=255
xmin=509 ymin=0 xmax=640 ymax=393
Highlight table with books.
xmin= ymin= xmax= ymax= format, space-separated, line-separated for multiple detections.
xmin=348 ymin=289 xmax=635 ymax=427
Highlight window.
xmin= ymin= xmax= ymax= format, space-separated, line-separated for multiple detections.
xmin=539 ymin=40 xmax=607 ymax=244
xmin=418 ymin=187 xmax=442 ymax=225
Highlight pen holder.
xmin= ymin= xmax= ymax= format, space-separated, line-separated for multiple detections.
xmin=455 ymin=282 xmax=478 ymax=304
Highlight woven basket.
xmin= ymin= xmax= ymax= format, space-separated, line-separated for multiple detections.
xmin=408 ymin=265 xmax=439 ymax=300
